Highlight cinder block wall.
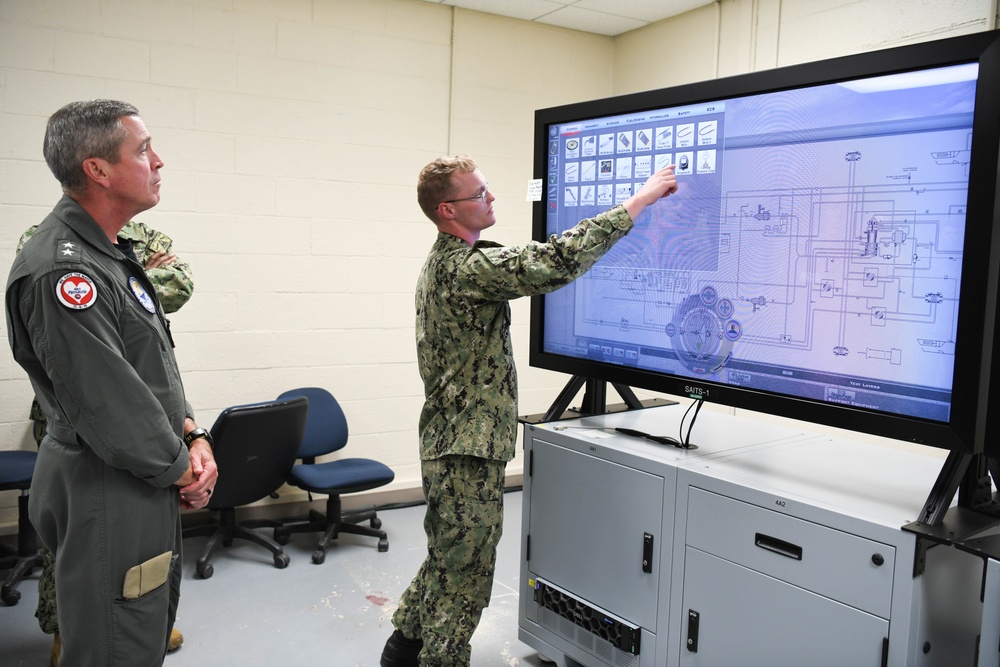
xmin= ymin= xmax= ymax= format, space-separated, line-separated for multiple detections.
xmin=0 ymin=0 xmax=995 ymax=531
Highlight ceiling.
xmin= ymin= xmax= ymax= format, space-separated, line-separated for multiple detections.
xmin=417 ymin=0 xmax=718 ymax=36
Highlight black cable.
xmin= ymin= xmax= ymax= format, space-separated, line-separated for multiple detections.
xmin=678 ymin=397 xmax=704 ymax=448
xmin=614 ymin=427 xmax=683 ymax=447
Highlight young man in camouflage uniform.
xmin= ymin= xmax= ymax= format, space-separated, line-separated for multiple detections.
xmin=16 ymin=220 xmax=194 ymax=665
xmin=380 ymin=155 xmax=679 ymax=666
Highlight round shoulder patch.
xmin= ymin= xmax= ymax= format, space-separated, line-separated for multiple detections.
xmin=56 ymin=273 xmax=97 ymax=310
xmin=128 ymin=276 xmax=157 ymax=314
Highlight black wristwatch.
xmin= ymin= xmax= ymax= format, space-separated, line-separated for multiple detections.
xmin=183 ymin=428 xmax=214 ymax=448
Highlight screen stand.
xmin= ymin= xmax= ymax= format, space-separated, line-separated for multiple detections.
xmin=903 ymin=450 xmax=1000 ymax=575
xmin=518 ymin=375 xmax=678 ymax=425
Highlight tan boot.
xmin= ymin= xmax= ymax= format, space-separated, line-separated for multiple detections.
xmin=51 ymin=627 xmax=182 ymax=662
xmin=167 ymin=627 xmax=184 ymax=653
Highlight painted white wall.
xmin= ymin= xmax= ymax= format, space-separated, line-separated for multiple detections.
xmin=0 ymin=0 xmax=996 ymax=529
xmin=613 ymin=0 xmax=997 ymax=92
xmin=0 ymin=0 xmax=616 ymax=529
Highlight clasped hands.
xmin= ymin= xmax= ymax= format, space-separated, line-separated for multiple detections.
xmin=178 ymin=438 xmax=218 ymax=510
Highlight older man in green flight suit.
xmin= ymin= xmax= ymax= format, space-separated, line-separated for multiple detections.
xmin=17 ymin=218 xmax=194 ymax=665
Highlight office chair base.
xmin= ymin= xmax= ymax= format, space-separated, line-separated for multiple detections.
xmin=185 ymin=514 xmax=291 ymax=579
xmin=311 ymin=516 xmax=389 ymax=562
xmin=0 ymin=549 xmax=44 ymax=606
xmin=276 ymin=500 xmax=389 ymax=558
xmin=0 ymin=491 xmax=44 ymax=607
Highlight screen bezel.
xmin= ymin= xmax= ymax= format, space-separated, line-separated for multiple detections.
xmin=529 ymin=30 xmax=1000 ymax=455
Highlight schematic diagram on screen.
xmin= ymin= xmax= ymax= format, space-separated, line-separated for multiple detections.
xmin=570 ymin=125 xmax=971 ymax=394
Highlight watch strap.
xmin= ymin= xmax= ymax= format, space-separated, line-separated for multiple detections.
xmin=183 ymin=428 xmax=213 ymax=447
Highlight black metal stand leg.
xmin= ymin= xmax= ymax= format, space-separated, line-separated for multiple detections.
xmin=542 ymin=376 xmax=588 ymax=422
xmin=918 ymin=450 xmax=971 ymax=525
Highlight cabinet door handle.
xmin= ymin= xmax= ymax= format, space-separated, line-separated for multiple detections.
xmin=754 ymin=532 xmax=803 ymax=560
xmin=686 ymin=609 xmax=699 ymax=652
xmin=642 ymin=532 xmax=654 ymax=573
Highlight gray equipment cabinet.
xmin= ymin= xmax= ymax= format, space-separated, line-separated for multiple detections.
xmin=518 ymin=406 xmax=986 ymax=667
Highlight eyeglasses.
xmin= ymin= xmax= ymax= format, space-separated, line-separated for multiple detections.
xmin=442 ymin=185 xmax=489 ymax=204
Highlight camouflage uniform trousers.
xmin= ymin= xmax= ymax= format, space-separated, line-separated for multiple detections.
xmin=29 ymin=400 xmax=59 ymax=634
xmin=392 ymin=455 xmax=505 ymax=667
xmin=35 ymin=548 xmax=58 ymax=633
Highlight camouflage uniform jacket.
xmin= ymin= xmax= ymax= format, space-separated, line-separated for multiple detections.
xmin=416 ymin=204 xmax=634 ymax=462
xmin=18 ymin=219 xmax=194 ymax=314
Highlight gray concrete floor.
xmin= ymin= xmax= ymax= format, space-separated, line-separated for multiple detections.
xmin=0 ymin=490 xmax=552 ymax=666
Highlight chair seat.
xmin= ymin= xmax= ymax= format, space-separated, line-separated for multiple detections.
xmin=275 ymin=387 xmax=395 ymax=555
xmin=288 ymin=458 xmax=395 ymax=494
xmin=0 ymin=451 xmax=37 ymax=490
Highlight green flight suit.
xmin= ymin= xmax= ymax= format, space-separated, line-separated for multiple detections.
xmin=6 ymin=196 xmax=194 ymax=666
xmin=17 ymin=218 xmax=194 ymax=636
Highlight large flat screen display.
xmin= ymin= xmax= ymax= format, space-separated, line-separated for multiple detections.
xmin=530 ymin=30 xmax=1000 ymax=455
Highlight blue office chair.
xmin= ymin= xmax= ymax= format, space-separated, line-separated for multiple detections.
xmin=183 ymin=396 xmax=309 ymax=579
xmin=273 ymin=388 xmax=394 ymax=562
xmin=0 ymin=450 xmax=44 ymax=606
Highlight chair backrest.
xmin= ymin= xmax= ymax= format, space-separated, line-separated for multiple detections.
xmin=206 ymin=395 xmax=309 ymax=510
xmin=276 ymin=387 xmax=348 ymax=460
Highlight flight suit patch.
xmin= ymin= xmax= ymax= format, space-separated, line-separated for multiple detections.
xmin=56 ymin=273 xmax=97 ymax=309
xmin=128 ymin=276 xmax=157 ymax=314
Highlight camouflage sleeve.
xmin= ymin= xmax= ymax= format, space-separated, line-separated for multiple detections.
xmin=127 ymin=221 xmax=196 ymax=314
xmin=463 ymin=204 xmax=634 ymax=302
xmin=16 ymin=226 xmax=38 ymax=253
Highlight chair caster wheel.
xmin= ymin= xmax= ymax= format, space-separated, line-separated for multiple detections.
xmin=274 ymin=531 xmax=290 ymax=546
xmin=196 ymin=562 xmax=214 ymax=579
xmin=371 ymin=517 xmax=382 ymax=529
xmin=378 ymin=539 xmax=389 ymax=553
xmin=1 ymin=586 xmax=21 ymax=606
xmin=312 ymin=550 xmax=326 ymax=565
xmin=274 ymin=553 xmax=290 ymax=569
